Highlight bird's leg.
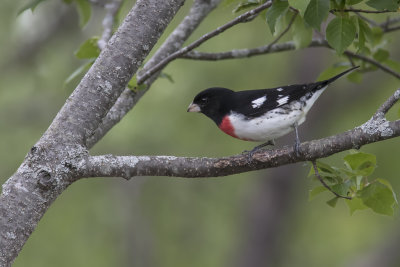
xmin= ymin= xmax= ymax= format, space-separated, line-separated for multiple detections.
xmin=293 ymin=122 xmax=301 ymax=157
xmin=244 ymin=140 xmax=275 ymax=161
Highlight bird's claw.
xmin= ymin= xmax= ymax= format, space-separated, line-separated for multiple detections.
xmin=243 ymin=140 xmax=275 ymax=163
xmin=294 ymin=141 xmax=301 ymax=157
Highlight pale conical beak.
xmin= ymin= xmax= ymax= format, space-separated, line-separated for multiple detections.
xmin=187 ymin=102 xmax=201 ymax=112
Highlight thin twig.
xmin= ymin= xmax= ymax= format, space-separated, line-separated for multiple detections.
xmin=331 ymin=8 xmax=397 ymax=14
xmin=98 ymin=0 xmax=123 ymax=50
xmin=181 ymin=39 xmax=328 ymax=60
xmin=266 ymin=11 xmax=298 ymax=49
xmin=180 ymin=39 xmax=400 ymax=80
xmin=384 ymin=25 xmax=400 ymax=33
xmin=136 ymin=1 xmax=272 ymax=84
xmin=354 ymin=12 xmax=379 ymax=27
xmin=311 ymin=160 xmax=352 ymax=200
xmin=344 ymin=50 xmax=400 ymax=79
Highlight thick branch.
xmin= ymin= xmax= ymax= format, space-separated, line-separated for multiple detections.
xmin=82 ymin=87 xmax=400 ymax=179
xmin=42 ymin=0 xmax=185 ymax=146
xmin=82 ymin=119 xmax=400 ymax=179
xmin=0 ymin=1 xmax=185 ymax=265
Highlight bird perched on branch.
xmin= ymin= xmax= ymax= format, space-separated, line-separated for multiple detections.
xmin=187 ymin=66 xmax=359 ymax=157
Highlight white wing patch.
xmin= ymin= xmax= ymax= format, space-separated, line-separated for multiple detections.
xmin=277 ymin=95 xmax=289 ymax=106
xmin=277 ymin=87 xmax=283 ymax=92
xmin=251 ymin=96 xmax=267 ymax=108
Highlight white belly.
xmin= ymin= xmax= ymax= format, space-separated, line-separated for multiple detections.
xmin=229 ymin=87 xmax=326 ymax=142
xmin=229 ymin=109 xmax=305 ymax=141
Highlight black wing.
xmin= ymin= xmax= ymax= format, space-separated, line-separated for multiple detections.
xmin=232 ymin=66 xmax=358 ymax=118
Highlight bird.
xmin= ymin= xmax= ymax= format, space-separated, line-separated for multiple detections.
xmin=187 ymin=66 xmax=359 ymax=157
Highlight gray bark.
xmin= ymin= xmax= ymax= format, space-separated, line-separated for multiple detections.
xmin=80 ymin=117 xmax=400 ymax=179
xmin=0 ymin=0 xmax=185 ymax=265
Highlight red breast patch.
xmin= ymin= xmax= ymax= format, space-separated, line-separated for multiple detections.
xmin=219 ymin=116 xmax=238 ymax=138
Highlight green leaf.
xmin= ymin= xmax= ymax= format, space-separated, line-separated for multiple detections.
xmin=64 ymin=60 xmax=94 ymax=88
xmin=373 ymin=49 xmax=390 ymax=62
xmin=327 ymin=197 xmax=339 ymax=207
xmin=366 ymin=0 xmax=398 ymax=11
xmin=344 ymin=152 xmax=376 ymax=176
xmin=345 ymin=197 xmax=368 ymax=215
xmin=326 ymin=17 xmax=357 ymax=54
xmin=377 ymin=178 xmax=398 ymax=204
xmin=331 ymin=181 xmax=351 ymax=196
xmin=304 ymin=0 xmax=330 ymax=30
xmin=288 ymin=0 xmax=311 ymax=16
xmin=18 ymin=0 xmax=47 ymax=14
xmin=233 ymin=0 xmax=260 ymax=13
xmin=360 ymin=181 xmax=396 ymax=216
xmin=75 ymin=37 xmax=100 ymax=59
xmin=332 ymin=0 xmax=346 ymax=8
xmin=292 ymin=15 xmax=313 ymax=49
xmin=274 ymin=10 xmax=293 ymax=35
xmin=370 ymin=27 xmax=384 ymax=46
xmin=265 ymin=0 xmax=289 ymax=34
xmin=309 ymin=160 xmax=343 ymax=184
xmin=75 ymin=0 xmax=92 ymax=28
xmin=357 ymin=17 xmax=372 ymax=51
xmin=309 ymin=186 xmax=328 ymax=200
xmin=347 ymin=71 xmax=363 ymax=83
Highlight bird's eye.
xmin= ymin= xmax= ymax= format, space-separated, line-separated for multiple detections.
xmin=200 ymin=97 xmax=208 ymax=103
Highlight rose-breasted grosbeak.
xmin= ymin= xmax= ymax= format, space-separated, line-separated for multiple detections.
xmin=187 ymin=66 xmax=358 ymax=156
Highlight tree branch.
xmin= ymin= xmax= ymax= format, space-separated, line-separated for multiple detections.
xmin=87 ymin=0 xmax=221 ymax=148
xmin=136 ymin=1 xmax=272 ymax=85
xmin=97 ymin=0 xmax=123 ymax=50
xmin=81 ymin=119 xmax=400 ymax=179
xmin=311 ymin=160 xmax=352 ymax=199
xmin=266 ymin=11 xmax=297 ymax=48
xmin=331 ymin=8 xmax=397 ymax=14
xmin=181 ymin=39 xmax=400 ymax=80
xmin=344 ymin=50 xmax=400 ymax=79
xmin=374 ymin=88 xmax=400 ymax=118
xmin=182 ymin=39 xmax=328 ymax=60
xmin=384 ymin=25 xmax=400 ymax=33
xmin=80 ymin=87 xmax=400 ymax=179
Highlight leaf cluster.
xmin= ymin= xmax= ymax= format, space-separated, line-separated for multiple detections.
xmin=228 ymin=0 xmax=400 ymax=83
xmin=309 ymin=152 xmax=398 ymax=216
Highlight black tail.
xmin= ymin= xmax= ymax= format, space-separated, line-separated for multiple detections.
xmin=321 ymin=65 xmax=360 ymax=86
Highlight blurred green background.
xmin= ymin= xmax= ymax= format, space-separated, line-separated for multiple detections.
xmin=1 ymin=0 xmax=400 ymax=266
